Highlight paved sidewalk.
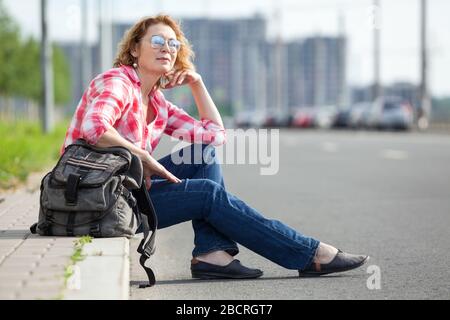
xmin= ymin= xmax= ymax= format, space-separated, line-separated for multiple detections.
xmin=0 ymin=184 xmax=130 ymax=300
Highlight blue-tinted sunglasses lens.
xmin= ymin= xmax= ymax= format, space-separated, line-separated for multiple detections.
xmin=168 ymin=39 xmax=181 ymax=50
xmin=151 ymin=35 xmax=165 ymax=47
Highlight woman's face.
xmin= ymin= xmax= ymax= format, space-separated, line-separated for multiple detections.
xmin=133 ymin=23 xmax=178 ymax=76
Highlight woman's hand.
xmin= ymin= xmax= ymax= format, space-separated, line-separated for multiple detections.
xmin=161 ymin=69 xmax=202 ymax=89
xmin=139 ymin=151 xmax=182 ymax=188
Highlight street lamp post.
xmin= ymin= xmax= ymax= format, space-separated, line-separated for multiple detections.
xmin=373 ymin=0 xmax=382 ymax=103
xmin=40 ymin=0 xmax=54 ymax=133
xmin=81 ymin=0 xmax=92 ymax=89
xmin=99 ymin=0 xmax=113 ymax=72
xmin=274 ymin=7 xmax=283 ymax=115
xmin=419 ymin=0 xmax=431 ymax=130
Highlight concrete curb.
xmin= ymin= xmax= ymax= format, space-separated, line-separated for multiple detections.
xmin=1 ymin=171 xmax=132 ymax=300
xmin=0 ymin=189 xmax=132 ymax=300
xmin=63 ymin=238 xmax=130 ymax=300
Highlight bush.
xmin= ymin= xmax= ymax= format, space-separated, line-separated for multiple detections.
xmin=0 ymin=1 xmax=71 ymax=105
xmin=0 ymin=120 xmax=69 ymax=189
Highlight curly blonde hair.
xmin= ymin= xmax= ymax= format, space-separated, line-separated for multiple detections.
xmin=114 ymin=15 xmax=195 ymax=86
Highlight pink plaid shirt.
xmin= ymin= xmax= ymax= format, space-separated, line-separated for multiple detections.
xmin=61 ymin=65 xmax=226 ymax=155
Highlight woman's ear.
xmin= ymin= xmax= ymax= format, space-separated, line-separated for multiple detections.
xmin=131 ymin=43 xmax=140 ymax=59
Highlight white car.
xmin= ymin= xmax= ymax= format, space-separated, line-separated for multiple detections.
xmin=313 ymin=105 xmax=338 ymax=129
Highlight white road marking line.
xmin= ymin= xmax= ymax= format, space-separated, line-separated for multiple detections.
xmin=321 ymin=142 xmax=339 ymax=153
xmin=282 ymin=137 xmax=298 ymax=146
xmin=380 ymin=149 xmax=409 ymax=160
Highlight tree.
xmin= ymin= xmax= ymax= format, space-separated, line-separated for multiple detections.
xmin=12 ymin=37 xmax=41 ymax=101
xmin=0 ymin=0 xmax=71 ymax=105
xmin=0 ymin=0 xmax=21 ymax=96
xmin=53 ymin=44 xmax=71 ymax=105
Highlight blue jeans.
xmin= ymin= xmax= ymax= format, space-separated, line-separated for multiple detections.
xmin=147 ymin=143 xmax=320 ymax=270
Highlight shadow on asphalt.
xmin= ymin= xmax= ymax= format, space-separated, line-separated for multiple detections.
xmin=130 ymin=274 xmax=357 ymax=287
xmin=0 ymin=229 xmax=29 ymax=239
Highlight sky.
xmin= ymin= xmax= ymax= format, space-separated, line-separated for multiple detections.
xmin=3 ymin=0 xmax=450 ymax=96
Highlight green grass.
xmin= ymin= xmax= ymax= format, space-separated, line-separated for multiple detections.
xmin=67 ymin=236 xmax=93 ymax=266
xmin=59 ymin=235 xmax=93 ymax=298
xmin=0 ymin=120 xmax=69 ymax=189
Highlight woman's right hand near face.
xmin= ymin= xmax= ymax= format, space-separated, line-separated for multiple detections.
xmin=139 ymin=152 xmax=182 ymax=188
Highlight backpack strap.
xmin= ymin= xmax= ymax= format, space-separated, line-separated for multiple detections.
xmin=65 ymin=173 xmax=82 ymax=206
xmin=132 ymin=180 xmax=158 ymax=288
xmin=123 ymin=153 xmax=143 ymax=190
xmin=71 ymin=139 xmax=133 ymax=166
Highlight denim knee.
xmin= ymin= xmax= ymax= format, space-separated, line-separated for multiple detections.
xmin=183 ymin=143 xmax=217 ymax=165
xmin=198 ymin=179 xmax=227 ymax=217
xmin=200 ymin=178 xmax=223 ymax=194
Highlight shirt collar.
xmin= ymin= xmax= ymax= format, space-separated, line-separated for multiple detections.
xmin=121 ymin=65 xmax=141 ymax=86
xmin=121 ymin=64 xmax=158 ymax=98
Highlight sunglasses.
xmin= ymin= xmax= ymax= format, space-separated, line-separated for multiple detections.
xmin=150 ymin=35 xmax=181 ymax=53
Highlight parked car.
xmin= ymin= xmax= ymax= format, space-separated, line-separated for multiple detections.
xmin=360 ymin=101 xmax=381 ymax=129
xmin=333 ymin=108 xmax=353 ymax=128
xmin=347 ymin=97 xmax=414 ymax=131
xmin=376 ymin=97 xmax=414 ymax=130
xmin=313 ymin=105 xmax=338 ymax=129
xmin=290 ymin=107 xmax=315 ymax=128
xmin=261 ymin=109 xmax=292 ymax=128
xmin=348 ymin=102 xmax=373 ymax=129
xmin=234 ymin=109 xmax=266 ymax=128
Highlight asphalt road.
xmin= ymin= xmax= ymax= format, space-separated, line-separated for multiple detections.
xmin=130 ymin=129 xmax=450 ymax=300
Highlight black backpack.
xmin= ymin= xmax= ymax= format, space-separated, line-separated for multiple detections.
xmin=30 ymin=139 xmax=158 ymax=287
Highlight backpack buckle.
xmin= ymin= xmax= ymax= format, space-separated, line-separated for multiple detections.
xmin=65 ymin=173 xmax=82 ymax=206
xmin=89 ymin=224 xmax=102 ymax=238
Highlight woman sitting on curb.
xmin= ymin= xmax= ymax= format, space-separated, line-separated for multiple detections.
xmin=62 ymin=14 xmax=369 ymax=279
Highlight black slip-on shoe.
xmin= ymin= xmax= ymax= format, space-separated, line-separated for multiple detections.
xmin=191 ymin=259 xmax=263 ymax=280
xmin=298 ymin=249 xmax=369 ymax=277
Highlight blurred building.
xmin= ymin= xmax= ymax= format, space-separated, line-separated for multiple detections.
xmin=107 ymin=16 xmax=267 ymax=115
xmin=286 ymin=41 xmax=304 ymax=110
xmin=351 ymin=82 xmax=420 ymax=108
xmin=58 ymin=42 xmax=99 ymax=115
xmin=58 ymin=15 xmax=348 ymax=116
xmin=287 ymin=36 xmax=347 ymax=110
xmin=180 ymin=15 xmax=267 ymax=114
xmin=385 ymin=82 xmax=420 ymax=108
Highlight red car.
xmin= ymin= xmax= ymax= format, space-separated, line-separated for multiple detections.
xmin=291 ymin=108 xmax=315 ymax=128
